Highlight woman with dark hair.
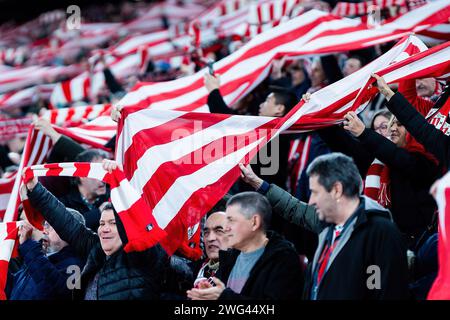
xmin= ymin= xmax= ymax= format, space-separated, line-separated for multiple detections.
xmin=372 ymin=74 xmax=450 ymax=168
xmin=370 ymin=109 xmax=392 ymax=137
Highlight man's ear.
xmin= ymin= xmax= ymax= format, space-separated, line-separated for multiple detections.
xmin=333 ymin=182 xmax=344 ymax=200
xmin=252 ymin=214 xmax=262 ymax=231
xmin=275 ymin=104 xmax=286 ymax=116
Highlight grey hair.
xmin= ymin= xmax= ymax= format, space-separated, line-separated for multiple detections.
xmin=226 ymin=192 xmax=272 ymax=231
xmin=306 ymin=152 xmax=361 ymax=198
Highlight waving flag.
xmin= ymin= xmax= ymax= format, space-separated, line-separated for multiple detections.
xmin=41 ymin=103 xmax=111 ymax=126
xmin=117 ymin=1 xmax=450 ymax=115
xmin=0 ymin=221 xmax=20 ymax=300
xmin=0 ymin=173 xmax=16 ymax=221
xmin=116 ymin=35 xmax=445 ymax=255
xmin=428 ymin=171 xmax=450 ymax=300
xmin=332 ymin=0 xmax=408 ymax=17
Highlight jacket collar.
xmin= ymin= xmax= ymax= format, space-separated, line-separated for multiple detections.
xmin=310 ymin=196 xmax=391 ymax=286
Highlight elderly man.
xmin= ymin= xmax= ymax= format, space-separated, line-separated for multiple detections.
xmin=8 ymin=211 xmax=85 ymax=300
xmin=22 ymin=160 xmax=167 ymax=300
xmin=239 ymin=153 xmax=409 ymax=300
xmin=193 ymin=211 xmax=228 ymax=288
xmin=187 ymin=192 xmax=304 ymax=300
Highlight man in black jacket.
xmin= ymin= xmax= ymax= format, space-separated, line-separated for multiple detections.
xmin=187 ymin=192 xmax=304 ymax=300
xmin=239 ymin=153 xmax=410 ymax=300
xmin=22 ymin=162 xmax=167 ymax=300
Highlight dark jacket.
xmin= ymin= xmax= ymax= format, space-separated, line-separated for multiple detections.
xmin=319 ymin=125 xmax=438 ymax=243
xmin=216 ymin=230 xmax=304 ymax=300
xmin=386 ymin=91 xmax=450 ymax=168
xmin=27 ymin=182 xmax=168 ymax=300
xmin=263 ymin=184 xmax=410 ymax=300
xmin=9 ymin=239 xmax=83 ymax=300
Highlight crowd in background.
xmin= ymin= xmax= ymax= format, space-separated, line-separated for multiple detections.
xmin=0 ymin=0 xmax=449 ymax=300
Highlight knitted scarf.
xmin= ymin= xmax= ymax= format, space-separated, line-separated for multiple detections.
xmin=21 ymin=162 xmax=167 ymax=253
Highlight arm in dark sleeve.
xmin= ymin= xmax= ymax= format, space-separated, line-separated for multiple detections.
xmin=358 ymin=128 xmax=438 ymax=179
xmin=103 ymin=68 xmax=124 ymax=94
xmin=386 ymin=92 xmax=450 ymax=166
xmin=318 ymin=126 xmax=374 ymax=176
xmin=19 ymin=239 xmax=82 ymax=298
xmin=47 ymin=135 xmax=85 ymax=163
xmin=371 ymin=222 xmax=410 ymax=300
xmin=264 ymin=184 xmax=325 ymax=234
xmin=27 ymin=183 xmax=99 ymax=259
xmin=320 ymin=55 xmax=343 ymax=84
xmin=207 ymin=89 xmax=236 ymax=114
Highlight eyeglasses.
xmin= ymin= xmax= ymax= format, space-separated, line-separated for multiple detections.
xmin=42 ymin=221 xmax=52 ymax=230
xmin=374 ymin=124 xmax=388 ymax=132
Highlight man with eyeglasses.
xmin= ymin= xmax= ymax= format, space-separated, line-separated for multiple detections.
xmin=192 ymin=211 xmax=229 ymax=289
xmin=7 ymin=209 xmax=85 ymax=300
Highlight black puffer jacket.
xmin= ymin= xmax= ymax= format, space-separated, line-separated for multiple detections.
xmin=28 ymin=183 xmax=168 ymax=300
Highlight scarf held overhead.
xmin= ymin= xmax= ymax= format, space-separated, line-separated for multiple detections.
xmin=22 ymin=162 xmax=166 ymax=253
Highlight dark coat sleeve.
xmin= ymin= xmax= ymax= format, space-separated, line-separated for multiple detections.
xmin=47 ymin=135 xmax=85 ymax=163
xmin=369 ymin=218 xmax=410 ymax=299
xmin=27 ymin=183 xmax=99 ymax=259
xmin=103 ymin=68 xmax=124 ymax=94
xmin=318 ymin=126 xmax=374 ymax=177
xmin=18 ymin=239 xmax=83 ymax=299
xmin=386 ymin=92 xmax=450 ymax=167
xmin=265 ymin=184 xmax=325 ymax=234
xmin=358 ymin=128 xmax=438 ymax=180
xmin=207 ymin=89 xmax=236 ymax=114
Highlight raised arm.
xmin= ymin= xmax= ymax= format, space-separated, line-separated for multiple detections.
xmin=24 ymin=178 xmax=99 ymax=259
xmin=239 ymin=164 xmax=325 ymax=234
xmin=373 ymin=74 xmax=450 ymax=166
xmin=204 ymin=73 xmax=236 ymax=114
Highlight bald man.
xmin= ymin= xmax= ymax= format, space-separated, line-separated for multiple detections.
xmin=193 ymin=212 xmax=228 ymax=287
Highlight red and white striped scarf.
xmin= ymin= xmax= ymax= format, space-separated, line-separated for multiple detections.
xmin=2 ymin=110 xmax=116 ymax=223
xmin=332 ymin=0 xmax=409 ymax=17
xmin=22 ymin=162 xmax=166 ymax=253
xmin=364 ymin=159 xmax=391 ymax=208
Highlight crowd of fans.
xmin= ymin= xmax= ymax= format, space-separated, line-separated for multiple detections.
xmin=1 ymin=0 xmax=449 ymax=300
